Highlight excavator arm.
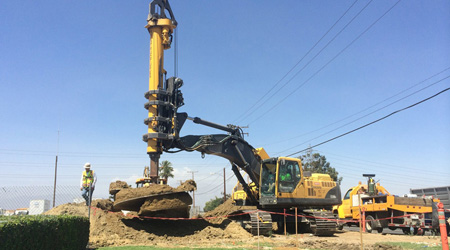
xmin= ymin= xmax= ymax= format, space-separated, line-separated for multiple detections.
xmin=169 ymin=117 xmax=266 ymax=204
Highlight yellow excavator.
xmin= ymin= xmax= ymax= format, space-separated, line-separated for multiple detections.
xmin=117 ymin=0 xmax=342 ymax=235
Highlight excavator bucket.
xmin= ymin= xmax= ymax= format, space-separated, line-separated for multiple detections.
xmin=110 ymin=180 xmax=196 ymax=218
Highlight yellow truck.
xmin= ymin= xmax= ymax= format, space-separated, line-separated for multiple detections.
xmin=334 ymin=174 xmax=439 ymax=235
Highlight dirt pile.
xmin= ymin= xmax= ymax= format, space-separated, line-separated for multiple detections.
xmin=43 ymin=200 xmax=114 ymax=217
xmin=44 ymin=201 xmax=442 ymax=248
xmin=112 ymin=180 xmax=196 ymax=217
xmin=174 ymin=179 xmax=196 ymax=192
xmin=109 ymin=180 xmax=130 ymax=195
xmin=204 ymin=198 xmax=256 ymax=223
xmin=44 ymin=202 xmax=88 ymax=217
xmin=45 ymin=200 xmax=251 ymax=247
xmin=138 ymin=192 xmax=192 ymax=217
xmin=114 ymin=179 xmax=196 ymax=202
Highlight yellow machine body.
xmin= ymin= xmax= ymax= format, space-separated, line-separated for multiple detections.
xmin=334 ymin=179 xmax=439 ymax=234
xmin=146 ymin=18 xmax=176 ymax=154
xmin=233 ymin=155 xmax=341 ymax=209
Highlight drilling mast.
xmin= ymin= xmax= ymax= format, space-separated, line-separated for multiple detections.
xmin=143 ymin=0 xmax=177 ymax=183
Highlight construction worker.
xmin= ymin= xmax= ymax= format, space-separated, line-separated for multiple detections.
xmin=80 ymin=162 xmax=97 ymax=206
xmin=280 ymin=168 xmax=292 ymax=182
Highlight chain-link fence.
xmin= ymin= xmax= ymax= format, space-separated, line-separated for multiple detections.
xmin=0 ymin=186 xmax=81 ymax=214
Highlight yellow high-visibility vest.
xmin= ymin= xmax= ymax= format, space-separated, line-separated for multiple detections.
xmin=82 ymin=170 xmax=95 ymax=187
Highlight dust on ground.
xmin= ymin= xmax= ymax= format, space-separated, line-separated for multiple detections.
xmin=45 ymin=198 xmax=444 ymax=249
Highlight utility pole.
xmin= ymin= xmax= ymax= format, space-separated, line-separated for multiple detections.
xmin=52 ymin=130 xmax=60 ymax=208
xmin=240 ymin=125 xmax=249 ymax=137
xmin=187 ymin=171 xmax=198 ymax=208
xmin=223 ymin=168 xmax=226 ymax=202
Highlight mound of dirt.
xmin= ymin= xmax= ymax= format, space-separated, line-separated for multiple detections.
xmin=44 ymin=201 xmax=251 ymax=247
xmin=112 ymin=180 xmax=196 ymax=216
xmin=114 ymin=179 xmax=195 ymax=203
xmin=44 ymin=201 xmax=441 ymax=249
xmin=44 ymin=202 xmax=88 ymax=217
xmin=44 ymin=199 xmax=114 ymax=217
xmin=174 ymin=179 xmax=196 ymax=192
xmin=109 ymin=180 xmax=130 ymax=195
xmin=204 ymin=198 xmax=256 ymax=223
xmin=139 ymin=192 xmax=192 ymax=217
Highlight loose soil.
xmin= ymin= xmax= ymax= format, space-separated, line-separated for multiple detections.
xmin=112 ymin=180 xmax=196 ymax=216
xmin=44 ymin=198 xmax=443 ymax=249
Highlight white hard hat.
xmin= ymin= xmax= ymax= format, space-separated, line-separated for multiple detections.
xmin=84 ymin=162 xmax=91 ymax=169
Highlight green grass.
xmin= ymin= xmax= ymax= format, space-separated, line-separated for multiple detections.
xmin=379 ymin=242 xmax=446 ymax=250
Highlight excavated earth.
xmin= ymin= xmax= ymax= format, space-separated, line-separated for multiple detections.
xmin=44 ymin=198 xmax=444 ymax=249
xmin=110 ymin=180 xmax=196 ymax=217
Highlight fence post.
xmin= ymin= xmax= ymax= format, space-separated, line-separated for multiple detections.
xmin=359 ymin=194 xmax=363 ymax=250
xmin=362 ymin=207 xmax=366 ymax=233
xmin=295 ymin=207 xmax=298 ymax=237
xmin=438 ymin=203 xmax=449 ymax=250
xmin=257 ymin=211 xmax=260 ymax=250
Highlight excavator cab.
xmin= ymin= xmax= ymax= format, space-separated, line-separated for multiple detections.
xmin=260 ymin=157 xmax=303 ymax=205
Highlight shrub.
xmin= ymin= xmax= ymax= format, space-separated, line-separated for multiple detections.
xmin=0 ymin=215 xmax=89 ymax=250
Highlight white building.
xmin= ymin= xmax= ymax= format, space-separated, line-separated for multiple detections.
xmin=29 ymin=200 xmax=50 ymax=215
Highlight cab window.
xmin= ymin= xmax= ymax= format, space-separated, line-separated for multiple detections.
xmin=278 ymin=160 xmax=301 ymax=193
xmin=261 ymin=162 xmax=276 ymax=196
xmin=343 ymin=188 xmax=353 ymax=200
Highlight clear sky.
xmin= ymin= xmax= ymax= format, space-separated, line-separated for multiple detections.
xmin=1 ymin=0 xmax=449 ymax=210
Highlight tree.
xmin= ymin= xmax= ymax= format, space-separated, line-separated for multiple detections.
xmin=299 ymin=151 xmax=343 ymax=185
xmin=203 ymin=194 xmax=231 ymax=212
xmin=159 ymin=160 xmax=174 ymax=180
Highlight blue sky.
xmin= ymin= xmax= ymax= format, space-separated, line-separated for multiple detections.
xmin=1 ymin=0 xmax=449 ymax=210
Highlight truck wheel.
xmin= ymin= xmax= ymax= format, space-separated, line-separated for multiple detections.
xmin=402 ymin=227 xmax=418 ymax=235
xmin=365 ymin=215 xmax=375 ymax=233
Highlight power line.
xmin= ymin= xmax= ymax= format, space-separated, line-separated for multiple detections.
xmin=240 ymin=0 xmax=373 ymax=124
xmin=316 ymin=149 xmax=450 ymax=177
xmin=285 ymin=86 xmax=450 ymax=157
xmin=247 ymin=0 xmax=402 ymax=125
xmin=276 ymin=74 xmax=450 ymax=153
xmin=232 ymin=0 xmax=360 ymax=123
xmin=268 ymin=66 xmax=450 ymax=146
xmin=332 ymin=161 xmax=449 ymax=183
xmin=196 ymin=174 xmax=234 ymax=195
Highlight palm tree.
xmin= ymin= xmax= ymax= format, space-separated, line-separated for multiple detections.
xmin=159 ymin=160 xmax=174 ymax=181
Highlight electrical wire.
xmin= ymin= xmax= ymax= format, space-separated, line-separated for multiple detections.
xmin=247 ymin=0 xmax=402 ymax=125
xmin=285 ymin=86 xmax=450 ymax=157
xmin=276 ymin=74 xmax=450 ymax=154
xmin=240 ymin=0 xmax=374 ymax=124
xmin=232 ymin=0 xmax=360 ymax=124
xmin=268 ymin=66 xmax=450 ymax=146
xmin=316 ymin=149 xmax=450 ymax=177
xmin=196 ymin=174 xmax=234 ymax=195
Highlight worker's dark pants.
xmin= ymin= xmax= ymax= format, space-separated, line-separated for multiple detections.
xmin=81 ymin=187 xmax=94 ymax=206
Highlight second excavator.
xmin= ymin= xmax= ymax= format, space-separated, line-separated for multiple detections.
xmin=115 ymin=0 xmax=342 ymax=235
